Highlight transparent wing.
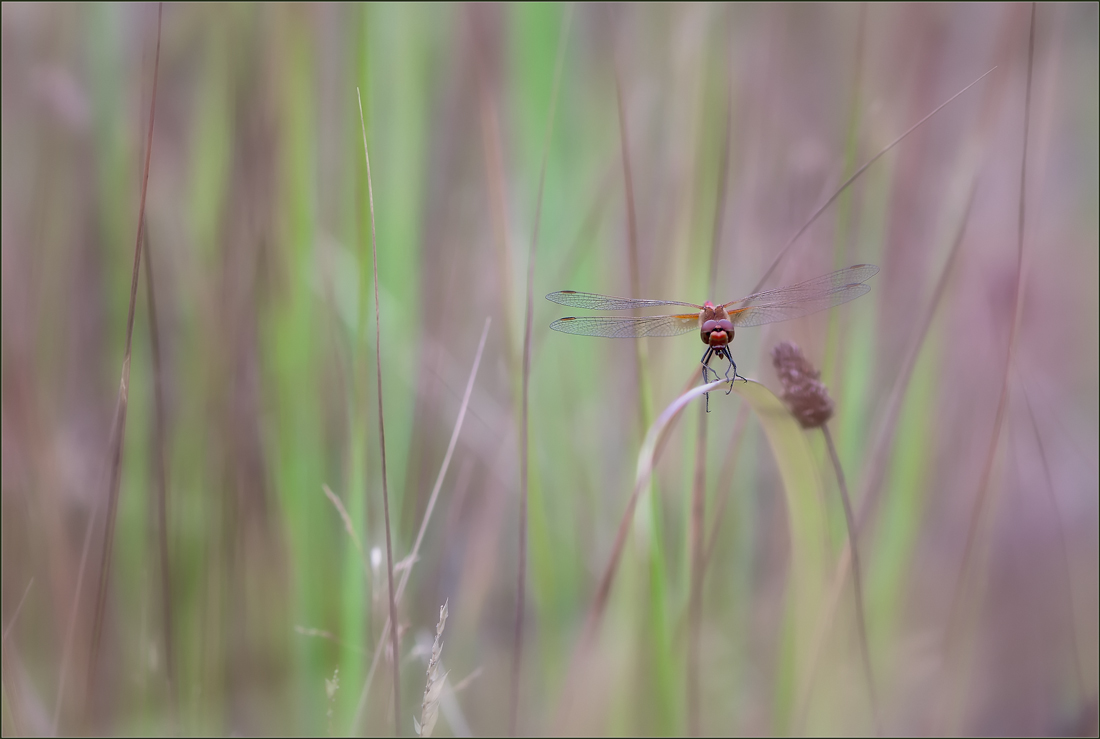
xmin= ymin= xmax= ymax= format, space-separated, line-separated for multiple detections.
xmin=722 ymin=264 xmax=878 ymax=328
xmin=549 ymin=314 xmax=699 ymax=338
xmin=546 ymin=290 xmax=701 ymax=311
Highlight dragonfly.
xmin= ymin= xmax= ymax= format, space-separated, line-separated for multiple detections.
xmin=547 ymin=264 xmax=879 ymax=409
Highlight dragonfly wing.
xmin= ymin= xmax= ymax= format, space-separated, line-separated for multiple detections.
xmin=721 ymin=264 xmax=877 ymax=327
xmin=727 ymin=283 xmax=871 ymax=327
xmin=549 ymin=314 xmax=699 ymax=338
xmin=722 ymin=264 xmax=879 ymax=311
xmin=546 ymin=290 xmax=701 ymax=311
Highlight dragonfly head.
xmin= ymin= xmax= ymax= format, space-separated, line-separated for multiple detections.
xmin=700 ymin=304 xmax=734 ymax=347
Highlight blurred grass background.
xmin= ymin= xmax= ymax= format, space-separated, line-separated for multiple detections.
xmin=1 ymin=2 xmax=1097 ymax=736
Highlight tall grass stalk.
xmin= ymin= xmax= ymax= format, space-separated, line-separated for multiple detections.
xmin=686 ymin=407 xmax=707 ymax=737
xmin=1 ymin=579 xmax=33 ymax=734
xmin=86 ymin=5 xmax=162 ymax=720
xmin=141 ymin=223 xmax=176 ymax=720
xmin=942 ymin=5 xmax=1036 ymax=726
xmin=611 ymin=21 xmax=685 ymax=728
xmin=55 ymin=505 xmax=99 ymax=733
xmin=801 ymin=179 xmax=977 ymax=725
xmin=1018 ymin=377 xmax=1086 ymax=697
xmin=579 ymin=379 xmax=728 ymax=651
xmin=687 ymin=53 xmax=734 ymax=732
xmin=803 ymin=62 xmax=1006 ymax=668
xmin=353 ymin=318 xmax=491 ymax=731
xmin=469 ymin=7 xmax=519 ymax=376
xmin=1 ymin=579 xmax=33 ymax=645
xmin=322 ymin=484 xmax=371 ymax=578
xmin=356 ymin=87 xmax=401 ymax=736
xmin=513 ymin=9 xmax=571 ymax=735
xmin=750 ymin=67 xmax=995 ymax=295
xmin=821 ymin=424 xmax=879 ymax=734
xmin=701 ymin=407 xmax=748 ymax=574
xmin=770 ymin=340 xmax=877 ymax=733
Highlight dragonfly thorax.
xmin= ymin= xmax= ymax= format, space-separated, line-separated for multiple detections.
xmin=700 ymin=302 xmax=734 ymax=347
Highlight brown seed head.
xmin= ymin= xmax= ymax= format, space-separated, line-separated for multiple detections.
xmin=771 ymin=341 xmax=834 ymax=429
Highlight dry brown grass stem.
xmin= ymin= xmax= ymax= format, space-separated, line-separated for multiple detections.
xmin=1018 ymin=366 xmax=1100 ymax=478
xmin=2 ymin=579 xmax=34 ymax=645
xmin=55 ymin=504 xmax=98 ymax=734
xmin=469 ymin=7 xmax=518 ymax=374
xmin=611 ymin=30 xmax=656 ymax=432
xmin=450 ymin=666 xmax=483 ymax=694
xmin=353 ymin=318 xmax=491 ymax=733
xmin=854 ymin=190 xmax=976 ymax=532
xmin=86 ymin=4 xmax=162 ymax=717
xmin=942 ymin=3 xmax=1035 ymax=697
xmin=141 ymin=223 xmax=176 ymax=717
xmin=613 ymin=67 xmax=642 ymax=305
xmin=512 ymin=8 xmax=571 ymax=735
xmin=750 ymin=66 xmax=995 ymax=295
xmin=2 ymin=598 xmax=39 ymax=732
xmin=1018 ymin=375 xmax=1085 ymax=697
xmin=356 ymin=86 xmax=401 ymax=736
xmin=322 ymin=484 xmax=371 ymax=577
xmin=706 ymin=39 xmax=734 ymax=298
xmin=401 ymin=318 xmax=491 ymax=601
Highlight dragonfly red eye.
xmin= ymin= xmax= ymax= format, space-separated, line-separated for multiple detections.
xmin=718 ymin=319 xmax=734 ymax=333
xmin=701 ymin=319 xmax=718 ymax=333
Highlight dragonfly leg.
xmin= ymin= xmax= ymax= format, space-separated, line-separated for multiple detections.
xmin=700 ymin=346 xmax=716 ymax=383
xmin=717 ymin=349 xmax=746 ymax=394
xmin=720 ymin=350 xmax=735 ymax=394
xmin=700 ymin=347 xmax=715 ymax=413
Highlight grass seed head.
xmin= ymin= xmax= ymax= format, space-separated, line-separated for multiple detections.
xmin=771 ymin=341 xmax=834 ymax=429
xmin=416 ymin=599 xmax=449 ymax=737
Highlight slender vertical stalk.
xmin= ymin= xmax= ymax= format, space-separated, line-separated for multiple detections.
xmin=942 ymin=0 xmax=1035 ymax=692
xmin=57 ymin=505 xmax=99 ymax=733
xmin=688 ymin=31 xmax=734 ymax=729
xmin=142 ymin=222 xmax=177 ymax=719
xmin=351 ymin=319 xmax=491 ymax=734
xmin=86 ymin=4 xmax=162 ymax=716
xmin=611 ymin=15 xmax=678 ymax=732
xmin=511 ymin=8 xmax=571 ymax=735
xmin=749 ymin=68 xmax=994 ymax=295
xmin=612 ymin=39 xmax=654 ymax=430
xmin=701 ymin=407 xmax=748 ymax=575
xmin=797 ymin=181 xmax=978 ymax=732
xmin=1019 ymin=379 xmax=1085 ymax=697
xmin=686 ymin=408 xmax=707 ymax=737
xmin=0 ymin=579 xmax=34 ymax=734
xmin=356 ymin=88 xmax=400 ymax=736
xmin=822 ymin=424 xmax=880 ymax=734
xmin=1 ymin=579 xmax=34 ymax=645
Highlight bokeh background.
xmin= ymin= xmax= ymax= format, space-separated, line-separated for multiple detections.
xmin=2 ymin=2 xmax=1097 ymax=736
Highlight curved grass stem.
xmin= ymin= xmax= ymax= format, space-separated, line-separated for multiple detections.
xmin=822 ymin=423 xmax=880 ymax=735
